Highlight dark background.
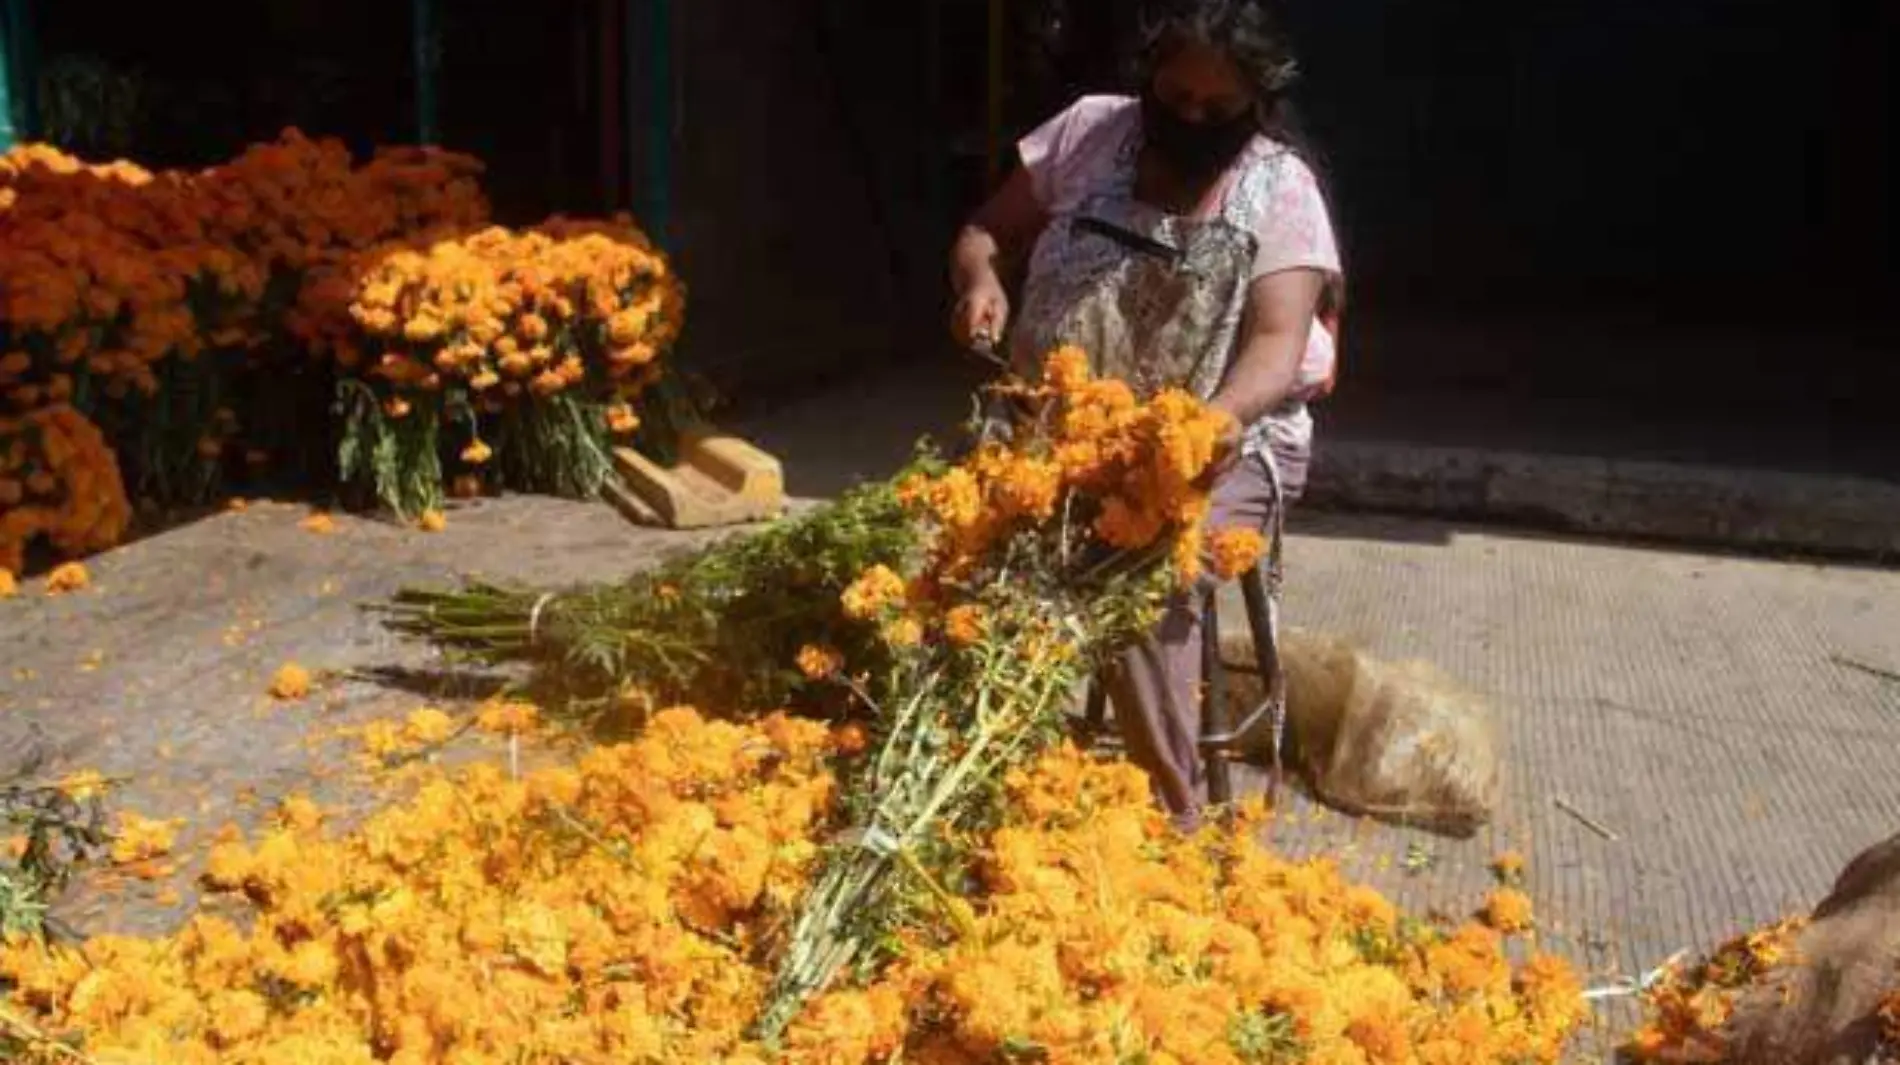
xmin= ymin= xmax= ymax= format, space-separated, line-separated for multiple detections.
xmin=20 ymin=0 xmax=1899 ymax=473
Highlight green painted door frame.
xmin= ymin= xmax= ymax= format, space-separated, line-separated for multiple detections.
xmin=0 ymin=0 xmax=35 ymax=150
xmin=627 ymin=0 xmax=672 ymax=250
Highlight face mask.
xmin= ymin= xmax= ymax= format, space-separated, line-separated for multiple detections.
xmin=1140 ymin=89 xmax=1256 ymax=182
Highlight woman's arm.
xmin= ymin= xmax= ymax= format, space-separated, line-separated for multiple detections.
xmin=949 ymin=166 xmax=1050 ymax=347
xmin=1208 ymin=267 xmax=1325 ymax=429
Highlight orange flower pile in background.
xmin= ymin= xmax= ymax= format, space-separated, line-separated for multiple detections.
xmin=0 ymin=134 xmax=689 ymax=559
xmin=0 ymin=135 xmax=487 ymax=414
xmin=342 ymin=216 xmax=682 ymax=443
xmin=0 ymin=404 xmax=131 ymax=575
xmin=0 ymin=708 xmax=1585 ymax=1064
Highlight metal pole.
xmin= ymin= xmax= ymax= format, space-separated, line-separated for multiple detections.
xmin=627 ymin=0 xmax=673 ymax=249
xmin=0 ymin=0 xmax=27 ymax=150
xmin=412 ymin=0 xmax=440 ymax=145
xmin=0 ymin=2 xmax=15 ymax=152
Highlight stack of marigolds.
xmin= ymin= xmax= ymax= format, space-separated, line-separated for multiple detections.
xmin=0 ymin=135 xmax=686 ymax=577
xmin=0 ymin=708 xmax=1585 ymax=1064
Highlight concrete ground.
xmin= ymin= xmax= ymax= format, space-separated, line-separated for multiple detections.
xmin=2 ymin=361 xmax=1896 ymax=1061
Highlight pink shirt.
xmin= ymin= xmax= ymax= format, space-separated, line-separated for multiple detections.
xmin=1018 ymin=94 xmax=1343 ymax=398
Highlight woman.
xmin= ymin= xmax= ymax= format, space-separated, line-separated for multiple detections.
xmin=947 ymin=0 xmax=1343 ymax=827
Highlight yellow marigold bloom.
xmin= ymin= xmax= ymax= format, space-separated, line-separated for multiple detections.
xmin=43 ymin=561 xmax=89 ymax=595
xmin=1483 ymin=887 xmax=1535 ymax=935
xmin=0 ymin=568 xmax=15 ymax=598
xmin=383 ymin=396 xmax=412 ymax=419
xmin=417 ymin=509 xmax=447 ymax=533
xmin=110 ymin=811 xmax=182 ymax=865
xmin=1491 ymin=850 xmax=1527 ymax=883
xmin=943 ymin=604 xmax=987 ymax=648
xmin=268 ymin=662 xmax=312 ymax=701
xmin=880 ymin=615 xmax=924 ymax=649
xmin=1207 ymin=526 xmax=1266 ymax=579
xmin=840 ymin=564 xmax=907 ymax=620
xmin=606 ymin=403 xmax=639 ymax=435
xmin=55 ymin=769 xmax=108 ymax=802
xmin=461 ymin=438 xmax=493 ymax=465
xmin=477 ymin=700 xmax=539 ymax=735
xmin=1042 ymin=344 xmax=1093 ymax=392
xmin=403 ymin=706 xmax=456 ymax=745
xmin=795 ymin=644 xmax=843 ymax=680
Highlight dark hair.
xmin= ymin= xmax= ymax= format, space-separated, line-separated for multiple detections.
xmin=1132 ymin=0 xmax=1346 ymax=312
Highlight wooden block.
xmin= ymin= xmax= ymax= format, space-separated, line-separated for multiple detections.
xmin=611 ymin=430 xmax=787 ymax=530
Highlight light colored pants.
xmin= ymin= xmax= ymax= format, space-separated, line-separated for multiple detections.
xmin=1104 ymin=447 xmax=1303 ymax=828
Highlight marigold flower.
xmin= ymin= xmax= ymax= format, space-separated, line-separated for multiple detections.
xmin=476 ymin=700 xmax=539 ymax=735
xmin=840 ymin=564 xmax=907 ymax=620
xmin=461 ymin=438 xmax=493 ymax=465
xmin=1483 ymin=887 xmax=1536 ymax=934
xmin=0 ymin=569 xmax=15 ymax=598
xmin=55 ymin=769 xmax=108 ymax=802
xmin=110 ymin=811 xmax=182 ymax=865
xmin=417 ymin=509 xmax=447 ymax=533
xmin=1207 ymin=526 xmax=1266 ymax=579
xmin=43 ymin=561 xmax=89 ymax=594
xmin=268 ymin=662 xmax=312 ymax=701
xmin=795 ymin=644 xmax=844 ymax=680
xmin=605 ymin=403 xmax=639 ymax=435
xmin=1491 ymin=850 xmax=1526 ymax=883
xmin=944 ymin=604 xmax=987 ymax=648
xmin=300 ymin=511 xmax=337 ymax=534
xmin=880 ymin=615 xmax=924 ymax=649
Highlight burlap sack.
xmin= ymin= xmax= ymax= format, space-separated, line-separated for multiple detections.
xmin=1222 ymin=627 xmax=1500 ymax=837
xmin=1723 ymin=832 xmax=1900 ymax=1065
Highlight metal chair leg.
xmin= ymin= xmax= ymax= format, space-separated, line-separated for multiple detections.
xmin=1083 ymin=678 xmax=1108 ymax=735
xmin=1199 ymin=586 xmax=1233 ymax=806
xmin=1239 ymin=561 xmax=1287 ymax=804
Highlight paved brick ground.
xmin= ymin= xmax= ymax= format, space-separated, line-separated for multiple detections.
xmin=1225 ymin=510 xmax=1900 ymax=1058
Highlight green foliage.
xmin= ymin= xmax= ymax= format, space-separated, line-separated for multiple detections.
xmin=381 ymin=463 xmax=927 ymax=725
xmin=0 ymin=779 xmax=112 ymax=941
xmin=1228 ymin=1009 xmax=1306 ymax=1063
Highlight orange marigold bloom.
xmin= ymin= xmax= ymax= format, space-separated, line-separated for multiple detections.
xmin=605 ymin=403 xmax=639 ymax=435
xmin=943 ymin=604 xmax=987 ymax=648
xmin=300 ymin=511 xmax=338 ymax=535
xmin=43 ymin=561 xmax=89 ymax=594
xmin=1492 ymin=850 xmax=1527 ymax=883
xmin=0 ymin=568 xmax=15 ymax=598
xmin=1483 ymin=887 xmax=1536 ymax=935
xmin=476 ymin=700 xmax=539 ymax=735
xmin=795 ymin=644 xmax=844 ymax=681
xmin=268 ymin=662 xmax=312 ymax=701
xmin=840 ymin=564 xmax=907 ymax=620
xmin=461 ymin=438 xmax=493 ymax=465
xmin=417 ymin=509 xmax=447 ymax=533
xmin=1207 ymin=526 xmax=1266 ymax=579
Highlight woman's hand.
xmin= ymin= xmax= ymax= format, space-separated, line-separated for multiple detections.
xmin=952 ymin=273 xmax=1010 ymax=350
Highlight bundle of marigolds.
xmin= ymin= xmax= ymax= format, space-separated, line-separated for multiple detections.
xmin=752 ymin=347 xmax=1267 ymax=1039
xmin=0 ymin=707 xmax=1584 ymax=1063
xmin=0 ymin=405 xmax=130 ymax=576
xmin=334 ymin=216 xmax=685 ymax=517
xmin=383 ymin=473 xmax=920 ymax=722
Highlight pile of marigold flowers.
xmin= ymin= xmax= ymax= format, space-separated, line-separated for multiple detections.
xmin=335 ymin=216 xmax=685 ymax=516
xmin=0 ymin=708 xmax=1584 ymax=1063
xmin=0 ymin=134 xmax=689 ymax=555
xmin=0 ymin=404 xmax=131 ymax=576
